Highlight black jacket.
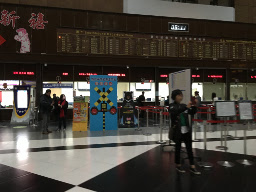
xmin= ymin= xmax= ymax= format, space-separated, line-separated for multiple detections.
xmin=40 ymin=94 xmax=52 ymax=114
xmin=169 ymin=102 xmax=197 ymax=142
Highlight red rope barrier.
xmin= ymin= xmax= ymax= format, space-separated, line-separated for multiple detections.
xmin=192 ymin=119 xmax=203 ymax=122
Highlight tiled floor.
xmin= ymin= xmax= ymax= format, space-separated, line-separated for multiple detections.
xmin=0 ymin=121 xmax=255 ymax=192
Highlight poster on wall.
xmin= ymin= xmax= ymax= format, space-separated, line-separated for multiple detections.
xmin=72 ymin=96 xmax=88 ymax=131
xmin=11 ymin=86 xmax=31 ymax=124
xmin=90 ymin=75 xmax=118 ymax=131
xmin=169 ymin=69 xmax=191 ymax=104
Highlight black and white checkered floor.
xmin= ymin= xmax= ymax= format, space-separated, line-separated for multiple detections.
xmin=0 ymin=122 xmax=256 ymax=192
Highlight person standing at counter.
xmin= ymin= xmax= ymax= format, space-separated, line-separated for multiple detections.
xmin=57 ymin=94 xmax=68 ymax=132
xmin=137 ymin=91 xmax=145 ymax=118
xmin=40 ymin=89 xmax=54 ymax=134
xmin=169 ymin=89 xmax=201 ymax=175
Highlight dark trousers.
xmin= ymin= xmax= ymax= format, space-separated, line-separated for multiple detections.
xmin=42 ymin=113 xmax=50 ymax=132
xmin=175 ymin=132 xmax=194 ymax=165
xmin=59 ymin=117 xmax=66 ymax=129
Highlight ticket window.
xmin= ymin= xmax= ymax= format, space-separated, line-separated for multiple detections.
xmin=203 ymin=82 xmax=225 ymax=101
xmin=74 ymin=82 xmax=90 ymax=97
xmin=230 ymin=83 xmax=246 ymax=101
xmin=43 ymin=82 xmax=74 ymax=105
xmin=247 ymin=83 xmax=256 ymax=101
xmin=159 ymin=83 xmax=169 ymax=100
xmin=117 ymin=83 xmax=129 ymax=101
xmin=192 ymin=83 xmax=203 ymax=100
xmin=130 ymin=82 xmax=156 ymax=101
xmin=0 ymin=80 xmax=19 ymax=107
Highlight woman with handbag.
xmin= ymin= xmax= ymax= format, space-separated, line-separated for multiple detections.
xmin=169 ymin=89 xmax=201 ymax=175
xmin=57 ymin=94 xmax=68 ymax=132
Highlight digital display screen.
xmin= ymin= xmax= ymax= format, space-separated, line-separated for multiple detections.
xmin=17 ymin=90 xmax=28 ymax=109
xmin=168 ymin=22 xmax=189 ymax=32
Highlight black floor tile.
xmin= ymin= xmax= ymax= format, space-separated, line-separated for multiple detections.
xmin=79 ymin=146 xmax=256 ymax=192
xmin=0 ymin=165 xmax=74 ymax=192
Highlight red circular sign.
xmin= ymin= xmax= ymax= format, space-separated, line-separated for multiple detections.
xmin=95 ymin=82 xmax=99 ymax=85
xmin=91 ymin=108 xmax=98 ymax=115
xmin=100 ymin=82 xmax=103 ymax=86
xmin=110 ymin=107 xmax=117 ymax=115
xmin=104 ymin=82 xmax=108 ymax=86
xmin=109 ymin=82 xmax=113 ymax=86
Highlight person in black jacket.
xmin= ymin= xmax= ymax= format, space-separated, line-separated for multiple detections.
xmin=57 ymin=94 xmax=68 ymax=132
xmin=169 ymin=89 xmax=201 ymax=175
xmin=40 ymin=89 xmax=54 ymax=134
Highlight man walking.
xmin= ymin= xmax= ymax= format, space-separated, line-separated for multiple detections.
xmin=40 ymin=89 xmax=54 ymax=134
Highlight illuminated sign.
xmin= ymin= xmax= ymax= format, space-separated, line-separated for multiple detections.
xmin=160 ymin=75 xmax=168 ymax=78
xmin=62 ymin=73 xmax=68 ymax=76
xmin=251 ymin=76 xmax=256 ymax=79
xmin=168 ymin=22 xmax=189 ymax=32
xmin=79 ymin=73 xmax=98 ymax=76
xmin=108 ymin=74 xmax=126 ymax=77
xmin=192 ymin=75 xmax=200 ymax=78
xmin=208 ymin=75 xmax=223 ymax=78
xmin=13 ymin=72 xmax=34 ymax=75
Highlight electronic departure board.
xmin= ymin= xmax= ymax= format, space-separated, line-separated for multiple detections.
xmin=57 ymin=29 xmax=256 ymax=60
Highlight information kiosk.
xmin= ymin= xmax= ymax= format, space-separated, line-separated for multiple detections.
xmin=11 ymin=85 xmax=32 ymax=124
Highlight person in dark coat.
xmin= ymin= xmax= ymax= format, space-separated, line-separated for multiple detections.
xmin=137 ymin=91 xmax=145 ymax=118
xmin=40 ymin=89 xmax=54 ymax=134
xmin=57 ymin=94 xmax=68 ymax=132
xmin=169 ymin=89 xmax=201 ymax=175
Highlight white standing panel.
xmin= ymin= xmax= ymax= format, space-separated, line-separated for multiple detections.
xmin=169 ymin=69 xmax=191 ymax=104
xmin=215 ymin=101 xmax=236 ymax=117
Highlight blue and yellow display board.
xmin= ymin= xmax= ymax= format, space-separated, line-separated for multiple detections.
xmin=11 ymin=85 xmax=31 ymax=124
xmin=90 ymin=75 xmax=117 ymax=131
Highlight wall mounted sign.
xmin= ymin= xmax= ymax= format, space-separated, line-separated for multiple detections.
xmin=79 ymin=73 xmax=98 ymax=76
xmin=13 ymin=72 xmax=34 ymax=75
xmin=168 ymin=22 xmax=189 ymax=32
xmin=43 ymin=83 xmax=73 ymax=88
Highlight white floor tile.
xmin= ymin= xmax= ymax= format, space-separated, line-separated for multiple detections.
xmin=66 ymin=186 xmax=95 ymax=192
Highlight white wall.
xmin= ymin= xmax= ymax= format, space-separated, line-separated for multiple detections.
xmin=124 ymin=0 xmax=235 ymax=21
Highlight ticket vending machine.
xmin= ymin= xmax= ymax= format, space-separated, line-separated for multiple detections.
xmin=119 ymin=91 xmax=137 ymax=128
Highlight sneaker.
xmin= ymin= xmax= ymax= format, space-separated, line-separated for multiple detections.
xmin=176 ymin=166 xmax=186 ymax=173
xmin=190 ymin=168 xmax=201 ymax=175
xmin=47 ymin=130 xmax=52 ymax=133
xmin=42 ymin=132 xmax=49 ymax=134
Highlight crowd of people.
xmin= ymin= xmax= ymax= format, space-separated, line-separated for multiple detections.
xmin=40 ymin=89 xmax=68 ymax=134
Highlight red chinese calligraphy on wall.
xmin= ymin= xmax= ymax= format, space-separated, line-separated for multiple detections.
xmin=28 ymin=13 xmax=48 ymax=30
xmin=0 ymin=10 xmax=20 ymax=29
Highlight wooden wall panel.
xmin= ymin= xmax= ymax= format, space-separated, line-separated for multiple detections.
xmin=138 ymin=16 xmax=151 ymax=33
xmin=60 ymin=10 xmax=75 ymax=28
xmin=150 ymin=17 xmax=162 ymax=34
xmin=30 ymin=7 xmax=47 ymax=53
xmin=113 ymin=14 xmax=126 ymax=31
xmin=0 ymin=4 xmax=18 ymax=53
xmin=126 ymin=15 xmax=139 ymax=32
xmin=46 ymin=9 xmax=60 ymax=54
xmin=74 ymin=11 xmax=87 ymax=29
xmin=16 ymin=6 xmax=32 ymax=53
xmin=102 ymin=13 xmax=115 ymax=31
xmin=87 ymin=12 xmax=102 ymax=29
